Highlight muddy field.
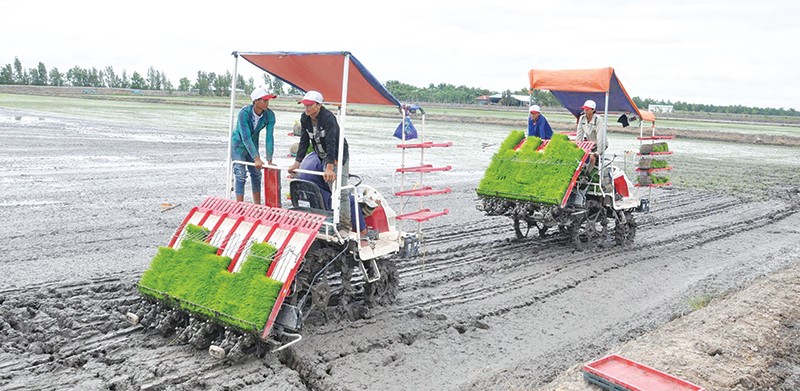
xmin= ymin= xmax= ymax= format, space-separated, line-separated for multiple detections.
xmin=1 ymin=99 xmax=800 ymax=390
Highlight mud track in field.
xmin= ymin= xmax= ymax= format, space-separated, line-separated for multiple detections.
xmin=1 ymin=104 xmax=800 ymax=390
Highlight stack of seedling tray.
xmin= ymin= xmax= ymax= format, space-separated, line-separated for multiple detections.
xmin=636 ymin=141 xmax=672 ymax=187
xmin=583 ymin=354 xmax=704 ymax=391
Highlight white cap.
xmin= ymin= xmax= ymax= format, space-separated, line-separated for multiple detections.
xmin=362 ymin=188 xmax=379 ymax=208
xmin=299 ymin=90 xmax=324 ymax=105
xmin=582 ymin=99 xmax=596 ymax=110
xmin=529 ymin=104 xmax=541 ymax=113
xmin=250 ymin=86 xmax=276 ymax=101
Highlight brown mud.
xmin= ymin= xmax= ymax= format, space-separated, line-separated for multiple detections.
xmin=1 ymin=100 xmax=800 ymax=390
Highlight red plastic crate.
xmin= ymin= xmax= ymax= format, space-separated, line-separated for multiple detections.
xmin=583 ymin=354 xmax=704 ymax=391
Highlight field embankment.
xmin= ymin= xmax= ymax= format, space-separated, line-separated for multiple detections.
xmin=3 ymin=85 xmax=799 ymax=146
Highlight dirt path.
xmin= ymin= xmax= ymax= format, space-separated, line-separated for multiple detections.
xmin=543 ymin=259 xmax=800 ymax=390
xmin=1 ymin=104 xmax=799 ymax=390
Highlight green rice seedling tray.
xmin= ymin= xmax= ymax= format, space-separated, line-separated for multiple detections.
xmin=477 ymin=131 xmax=593 ymax=206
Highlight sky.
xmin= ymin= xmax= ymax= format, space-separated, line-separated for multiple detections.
xmin=2 ymin=0 xmax=798 ymax=110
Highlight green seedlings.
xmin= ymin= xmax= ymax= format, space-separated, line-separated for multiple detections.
xmin=638 ymin=142 xmax=671 ymax=185
xmin=651 ymin=175 xmax=670 ymax=184
xmin=637 ymin=174 xmax=671 ymax=186
xmin=184 ymin=224 xmax=210 ymax=242
xmin=638 ymin=159 xmax=669 ymax=169
xmin=139 ymin=225 xmax=282 ymax=332
xmin=477 ymin=131 xmax=587 ymax=204
xmin=640 ymin=142 xmax=669 ymax=154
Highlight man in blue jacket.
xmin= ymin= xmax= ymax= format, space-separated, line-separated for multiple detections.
xmin=297 ymin=152 xmax=366 ymax=236
xmin=527 ymin=104 xmax=553 ymax=140
xmin=231 ymin=86 xmax=276 ymax=204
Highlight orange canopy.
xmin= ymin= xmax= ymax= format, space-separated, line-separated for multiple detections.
xmin=639 ymin=110 xmax=656 ymax=123
xmin=528 ymin=67 xmax=648 ymax=120
xmin=238 ymin=51 xmax=400 ymax=107
xmin=528 ymin=68 xmax=616 ymax=92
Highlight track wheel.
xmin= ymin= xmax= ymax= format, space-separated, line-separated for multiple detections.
xmin=569 ymin=201 xmax=608 ymax=251
xmin=292 ymin=246 xmax=338 ymax=325
xmin=568 ymin=212 xmax=590 ymax=251
xmin=311 ymin=279 xmax=331 ymax=322
xmin=585 ymin=205 xmax=608 ymax=250
xmin=614 ymin=211 xmax=637 ymax=246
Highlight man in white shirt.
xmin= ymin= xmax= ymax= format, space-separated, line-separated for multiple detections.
xmin=576 ymin=99 xmax=613 ymax=191
xmin=576 ymin=99 xmax=606 ymax=153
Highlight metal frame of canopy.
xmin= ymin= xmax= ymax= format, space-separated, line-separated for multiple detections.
xmin=528 ymin=67 xmax=644 ymax=193
xmin=225 ymin=51 xmax=401 ymax=227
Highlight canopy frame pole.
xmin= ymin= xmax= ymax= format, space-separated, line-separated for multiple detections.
xmin=226 ymin=52 xmax=240 ymax=200
xmin=401 ymin=106 xmax=407 ymax=200
xmin=637 ymin=113 xmax=644 ymax=201
xmin=418 ymin=110 xmax=426 ymax=214
xmin=332 ymin=54 xmax=351 ymax=227
xmin=600 ymin=91 xmax=610 ymax=193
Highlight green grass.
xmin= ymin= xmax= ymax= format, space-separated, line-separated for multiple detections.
xmin=138 ymin=224 xmax=282 ymax=332
xmin=688 ymin=294 xmax=714 ymax=310
xmin=476 ymin=132 xmax=587 ymax=204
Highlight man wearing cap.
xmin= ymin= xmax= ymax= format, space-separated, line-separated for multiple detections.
xmin=231 ymin=86 xmax=276 ymax=204
xmin=576 ymin=99 xmax=606 ymax=152
xmin=296 ymin=151 xmax=369 ymax=238
xmin=288 ymin=90 xmax=352 ymax=235
xmin=527 ymin=104 xmax=552 ymax=140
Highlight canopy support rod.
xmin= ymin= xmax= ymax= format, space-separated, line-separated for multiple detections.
xmin=332 ymin=54 xmax=351 ymax=226
xmin=226 ymin=52 xmax=240 ymax=199
xmin=600 ymin=91 xmax=610 ymax=190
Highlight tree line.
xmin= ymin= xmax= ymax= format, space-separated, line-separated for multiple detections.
xmin=0 ymin=57 xmax=301 ymax=98
xmin=2 ymin=57 xmax=796 ymax=117
xmin=385 ymin=83 xmax=798 ymax=117
xmin=630 ymin=97 xmax=797 ymax=117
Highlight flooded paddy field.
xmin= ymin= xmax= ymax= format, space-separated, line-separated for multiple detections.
xmin=1 ymin=96 xmax=799 ymax=390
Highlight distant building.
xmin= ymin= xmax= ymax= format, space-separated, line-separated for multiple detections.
xmin=510 ymin=95 xmax=531 ymax=105
xmin=476 ymin=93 xmax=530 ymax=106
xmin=648 ymin=104 xmax=674 ymax=113
xmin=476 ymin=95 xmax=493 ymax=105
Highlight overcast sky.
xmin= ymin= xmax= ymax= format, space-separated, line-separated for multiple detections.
xmin=3 ymin=0 xmax=797 ymax=110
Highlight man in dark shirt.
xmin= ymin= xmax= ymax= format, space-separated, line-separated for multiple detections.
xmin=288 ymin=90 xmax=351 ymax=235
